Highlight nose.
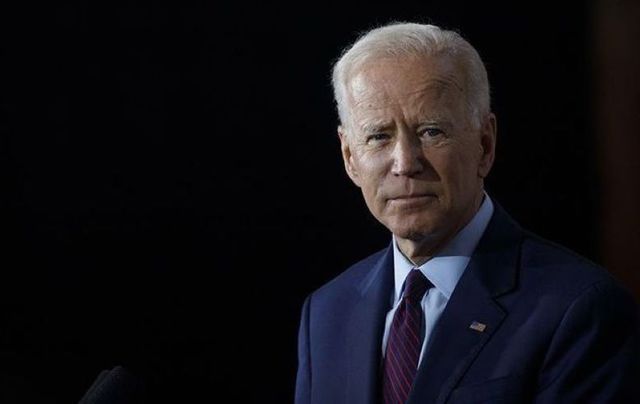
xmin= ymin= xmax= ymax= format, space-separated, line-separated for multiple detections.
xmin=391 ymin=132 xmax=424 ymax=177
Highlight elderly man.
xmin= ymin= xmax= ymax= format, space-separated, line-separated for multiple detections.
xmin=295 ymin=23 xmax=639 ymax=403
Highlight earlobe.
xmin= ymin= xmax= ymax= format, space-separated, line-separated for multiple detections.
xmin=478 ymin=113 xmax=497 ymax=179
xmin=338 ymin=127 xmax=361 ymax=187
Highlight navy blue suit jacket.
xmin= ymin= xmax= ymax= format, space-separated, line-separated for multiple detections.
xmin=295 ymin=204 xmax=640 ymax=403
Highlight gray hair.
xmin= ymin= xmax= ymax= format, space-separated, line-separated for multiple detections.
xmin=332 ymin=22 xmax=490 ymax=129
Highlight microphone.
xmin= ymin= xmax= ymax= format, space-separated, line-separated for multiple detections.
xmin=78 ymin=365 xmax=144 ymax=404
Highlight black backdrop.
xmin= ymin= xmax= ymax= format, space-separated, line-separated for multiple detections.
xmin=2 ymin=1 xmax=597 ymax=402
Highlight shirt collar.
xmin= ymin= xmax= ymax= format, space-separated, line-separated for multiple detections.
xmin=392 ymin=193 xmax=495 ymax=301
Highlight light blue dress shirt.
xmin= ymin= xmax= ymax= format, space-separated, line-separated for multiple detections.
xmin=382 ymin=194 xmax=495 ymax=365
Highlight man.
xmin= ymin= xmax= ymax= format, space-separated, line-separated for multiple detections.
xmin=295 ymin=22 xmax=639 ymax=403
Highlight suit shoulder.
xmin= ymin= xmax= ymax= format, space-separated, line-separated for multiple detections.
xmin=519 ymin=230 xmax=621 ymax=293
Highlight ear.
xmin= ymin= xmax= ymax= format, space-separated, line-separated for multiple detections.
xmin=338 ymin=126 xmax=362 ymax=187
xmin=477 ymin=113 xmax=497 ymax=179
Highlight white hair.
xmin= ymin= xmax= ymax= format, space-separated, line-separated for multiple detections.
xmin=332 ymin=22 xmax=490 ymax=129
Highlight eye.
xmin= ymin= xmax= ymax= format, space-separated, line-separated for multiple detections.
xmin=365 ymin=133 xmax=390 ymax=143
xmin=420 ymin=127 xmax=444 ymax=138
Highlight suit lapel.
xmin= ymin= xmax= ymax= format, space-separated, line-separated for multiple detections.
xmin=408 ymin=204 xmax=523 ymax=404
xmin=346 ymin=246 xmax=394 ymax=404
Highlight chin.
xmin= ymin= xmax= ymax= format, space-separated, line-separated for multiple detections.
xmin=388 ymin=218 xmax=444 ymax=242
xmin=401 ymin=230 xmax=433 ymax=242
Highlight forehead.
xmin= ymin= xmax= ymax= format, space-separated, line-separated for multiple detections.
xmin=345 ymin=55 xmax=466 ymax=122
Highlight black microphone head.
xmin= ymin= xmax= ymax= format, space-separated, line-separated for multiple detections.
xmin=79 ymin=366 xmax=144 ymax=404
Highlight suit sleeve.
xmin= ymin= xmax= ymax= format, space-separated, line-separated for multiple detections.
xmin=295 ymin=295 xmax=312 ymax=404
xmin=534 ymin=279 xmax=640 ymax=402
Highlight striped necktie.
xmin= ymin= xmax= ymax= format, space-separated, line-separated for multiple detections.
xmin=382 ymin=269 xmax=432 ymax=404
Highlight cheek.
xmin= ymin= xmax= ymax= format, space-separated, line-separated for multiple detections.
xmin=353 ymin=155 xmax=388 ymax=204
xmin=431 ymin=147 xmax=478 ymax=190
xmin=354 ymin=151 xmax=387 ymax=179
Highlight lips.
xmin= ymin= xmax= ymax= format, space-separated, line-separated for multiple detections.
xmin=389 ymin=193 xmax=436 ymax=200
xmin=386 ymin=193 xmax=437 ymax=210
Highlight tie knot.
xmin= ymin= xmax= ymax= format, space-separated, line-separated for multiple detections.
xmin=403 ymin=269 xmax=431 ymax=305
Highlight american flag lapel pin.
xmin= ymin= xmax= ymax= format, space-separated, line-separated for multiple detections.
xmin=469 ymin=321 xmax=487 ymax=332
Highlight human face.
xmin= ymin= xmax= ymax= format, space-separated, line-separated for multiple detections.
xmin=338 ymin=54 xmax=496 ymax=254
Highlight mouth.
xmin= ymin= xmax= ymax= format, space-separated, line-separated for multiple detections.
xmin=388 ymin=193 xmax=437 ymax=207
xmin=389 ymin=193 xmax=437 ymax=200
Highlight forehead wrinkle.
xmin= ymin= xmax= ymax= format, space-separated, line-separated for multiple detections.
xmin=405 ymin=76 xmax=464 ymax=102
xmin=351 ymin=75 xmax=464 ymax=111
xmin=344 ymin=62 xmax=467 ymax=130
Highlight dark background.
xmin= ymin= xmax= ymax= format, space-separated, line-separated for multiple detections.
xmin=0 ymin=1 xmax=614 ymax=402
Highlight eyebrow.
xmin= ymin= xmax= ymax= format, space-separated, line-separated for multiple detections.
xmin=417 ymin=118 xmax=452 ymax=127
xmin=360 ymin=120 xmax=393 ymax=133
